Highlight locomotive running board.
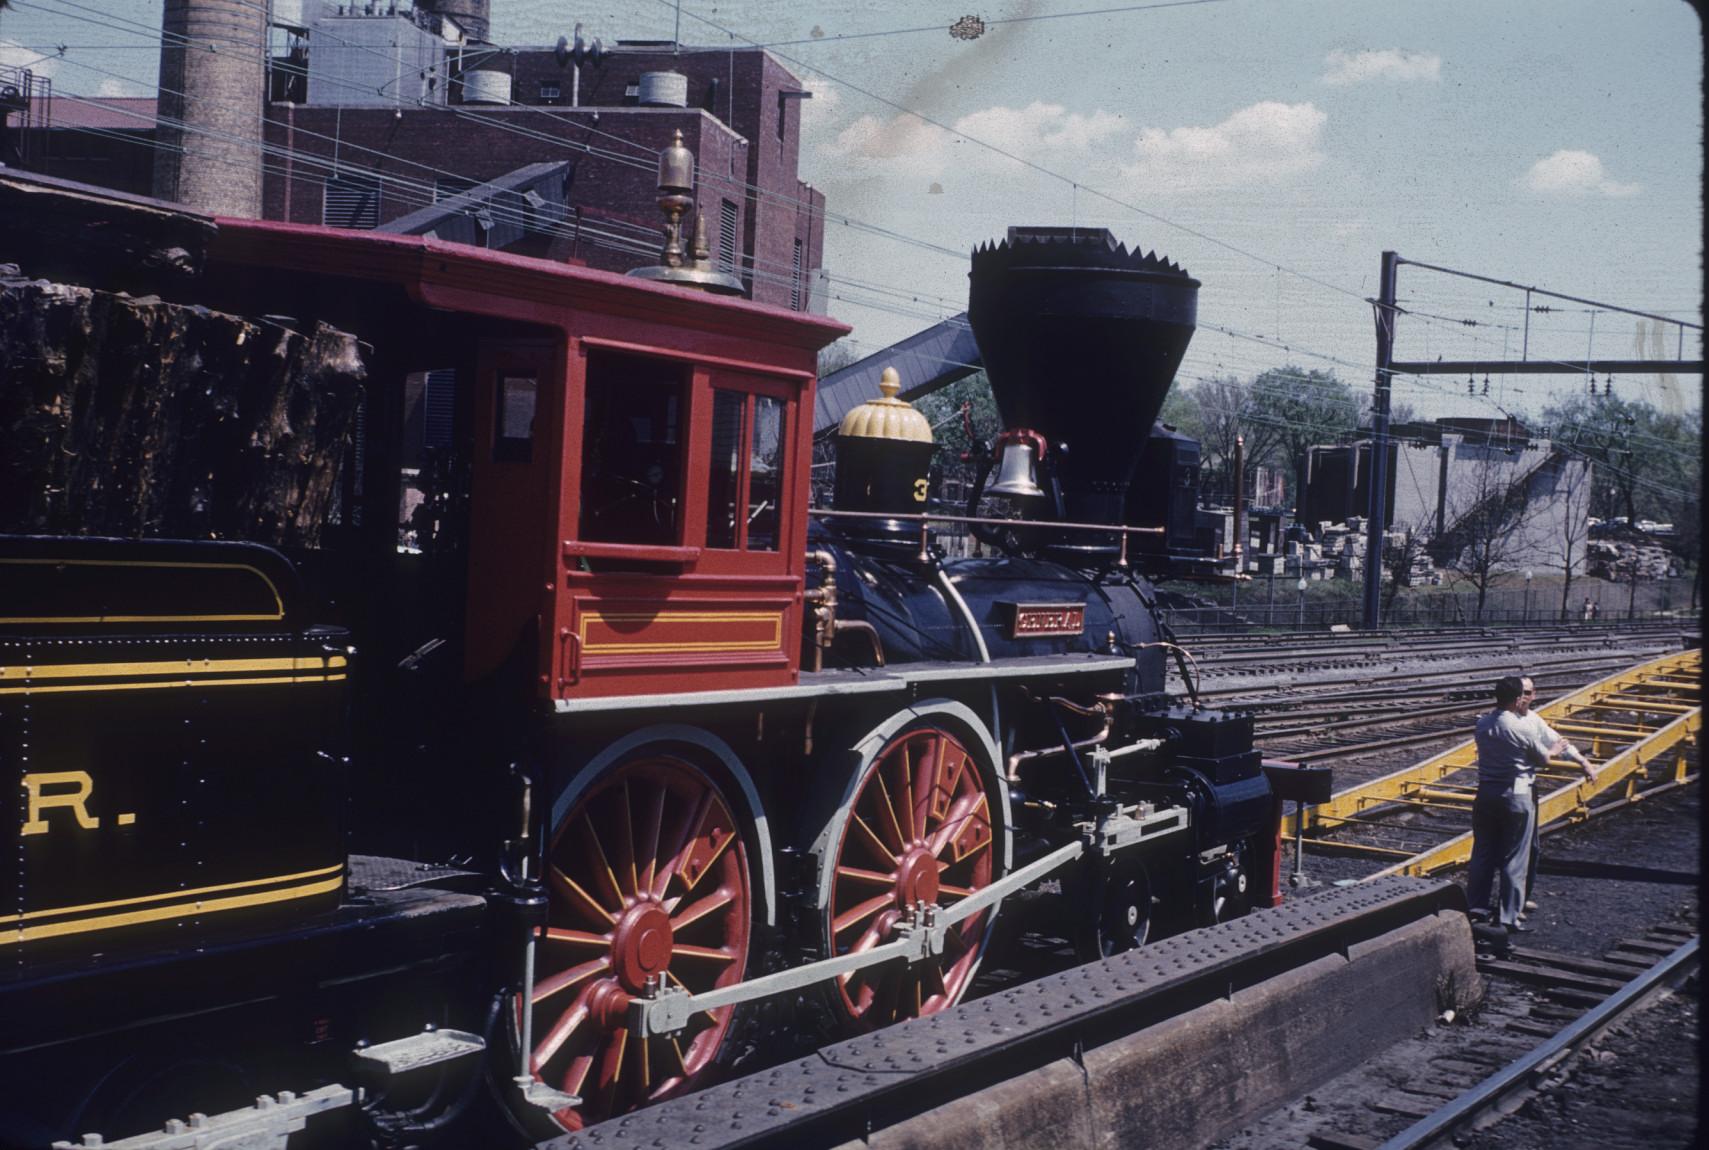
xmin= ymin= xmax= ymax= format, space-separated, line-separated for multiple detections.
xmin=547 ymin=877 xmax=1476 ymax=1150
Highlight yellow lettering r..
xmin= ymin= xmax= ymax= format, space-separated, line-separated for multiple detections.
xmin=21 ymin=771 xmax=101 ymax=836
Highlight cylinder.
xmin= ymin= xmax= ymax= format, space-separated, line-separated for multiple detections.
xmin=153 ymin=0 xmax=266 ymax=217
xmin=461 ymin=70 xmax=512 ymax=105
xmin=638 ymin=71 xmax=690 ymax=108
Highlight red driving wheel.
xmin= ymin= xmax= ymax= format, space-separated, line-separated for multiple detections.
xmin=825 ymin=726 xmax=997 ymax=1028
xmin=526 ymin=757 xmax=751 ymax=1129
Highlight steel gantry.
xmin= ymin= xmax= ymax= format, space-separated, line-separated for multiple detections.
xmin=1279 ymin=649 xmax=1701 ymax=876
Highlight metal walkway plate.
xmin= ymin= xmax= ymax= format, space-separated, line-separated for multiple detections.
xmin=546 ymin=876 xmax=1463 ymax=1150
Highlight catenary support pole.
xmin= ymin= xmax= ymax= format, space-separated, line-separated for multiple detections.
xmin=1363 ymin=251 xmax=1399 ymax=629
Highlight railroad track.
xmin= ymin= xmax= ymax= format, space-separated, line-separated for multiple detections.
xmin=1278 ymin=649 xmax=1702 ymax=878
xmin=1294 ymin=917 xmax=1700 ymax=1150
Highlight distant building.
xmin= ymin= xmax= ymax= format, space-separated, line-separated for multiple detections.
xmin=1303 ymin=417 xmax=1592 ymax=577
xmin=13 ymin=4 xmax=825 ymax=311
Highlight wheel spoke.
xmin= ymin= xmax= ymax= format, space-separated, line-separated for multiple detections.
xmin=596 ymin=1027 xmax=628 ymax=1091
xmin=641 ymin=784 xmax=667 ymax=895
xmin=579 ymin=811 xmax=626 ymax=909
xmin=616 ymin=781 xmax=640 ymax=898
xmin=550 ymin=866 xmax=616 ymax=926
xmin=544 ymin=927 xmax=612 ymax=949
xmin=654 ymin=786 xmax=715 ymax=899
xmin=833 ymin=892 xmax=894 ymax=937
xmin=938 ymin=881 xmax=975 ymax=899
xmin=835 ymin=864 xmax=897 ymax=887
xmin=850 ymin=812 xmax=898 ymax=866
xmin=533 ymin=996 xmax=590 ymax=1070
xmin=897 ymin=742 xmax=919 ymax=842
xmin=669 ymin=886 xmax=735 ymax=932
xmin=869 ymin=769 xmax=907 ymax=853
xmin=911 ymin=737 xmax=937 ymax=835
xmin=561 ymin=1053 xmax=594 ymax=1100
xmin=533 ymin=956 xmax=609 ymax=1005
xmin=671 ymin=943 xmax=737 ymax=964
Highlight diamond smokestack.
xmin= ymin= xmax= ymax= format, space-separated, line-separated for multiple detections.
xmin=967 ymin=227 xmax=1199 ymax=531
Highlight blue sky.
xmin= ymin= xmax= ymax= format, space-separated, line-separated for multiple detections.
xmin=3 ymin=1 xmax=1700 ymax=420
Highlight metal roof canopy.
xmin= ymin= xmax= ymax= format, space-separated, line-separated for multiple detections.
xmin=813 ymin=312 xmax=982 ymax=436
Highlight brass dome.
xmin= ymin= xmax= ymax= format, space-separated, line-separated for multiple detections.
xmin=837 ymin=367 xmax=933 ymax=444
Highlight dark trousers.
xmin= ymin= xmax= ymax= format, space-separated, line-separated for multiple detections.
xmin=1466 ymin=785 xmax=1535 ymax=927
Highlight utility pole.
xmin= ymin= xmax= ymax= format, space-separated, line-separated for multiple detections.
xmin=1362 ymin=251 xmax=1398 ymax=629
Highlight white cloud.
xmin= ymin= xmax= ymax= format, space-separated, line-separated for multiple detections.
xmin=0 ymin=39 xmax=59 ymax=81
xmin=1521 ymin=150 xmax=1640 ymax=197
xmin=823 ymin=112 xmax=952 ymax=166
xmin=821 ymin=101 xmax=1123 ymax=182
xmin=1119 ymin=101 xmax=1327 ymax=189
xmin=94 ymin=77 xmax=148 ymax=98
xmin=1321 ymin=49 xmax=1442 ymax=86
xmin=953 ymin=102 xmax=1126 ymax=156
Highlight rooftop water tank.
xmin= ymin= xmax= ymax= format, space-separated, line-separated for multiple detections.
xmin=638 ymin=71 xmax=689 ymax=108
xmin=462 ymin=69 xmax=511 ymax=105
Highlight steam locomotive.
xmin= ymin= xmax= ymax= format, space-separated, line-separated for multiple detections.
xmin=0 ymin=171 xmax=1315 ymax=1146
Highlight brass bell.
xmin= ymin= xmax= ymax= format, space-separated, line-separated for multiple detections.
xmin=990 ymin=438 xmax=1045 ymax=498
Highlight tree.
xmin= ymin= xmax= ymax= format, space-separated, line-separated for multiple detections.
xmin=1534 ymin=451 xmax=1595 ymax=619
xmin=817 ymin=338 xmax=861 ymax=377
xmin=913 ymin=371 xmax=1001 ymax=497
xmin=1243 ymin=366 xmax=1360 ymax=512
xmin=1171 ymin=374 xmax=1285 ymax=506
xmin=1381 ymin=524 xmax=1432 ymax=621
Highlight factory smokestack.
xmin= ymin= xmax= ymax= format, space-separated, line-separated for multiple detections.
xmin=153 ymin=0 xmax=266 ymax=217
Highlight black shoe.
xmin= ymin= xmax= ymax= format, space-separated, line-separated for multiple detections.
xmin=1505 ymin=922 xmax=1533 ymax=934
xmin=1468 ymin=908 xmax=1492 ymax=924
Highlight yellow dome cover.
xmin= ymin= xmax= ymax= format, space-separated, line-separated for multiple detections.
xmin=837 ymin=367 xmax=933 ymax=444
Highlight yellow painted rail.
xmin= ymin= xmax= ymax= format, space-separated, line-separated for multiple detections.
xmin=1277 ymin=648 xmax=1700 ymax=877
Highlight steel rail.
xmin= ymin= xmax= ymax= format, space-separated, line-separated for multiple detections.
xmin=1370 ymin=935 xmax=1700 ymax=1150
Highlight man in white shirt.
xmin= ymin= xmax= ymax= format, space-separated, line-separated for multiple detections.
xmin=1467 ymin=676 xmax=1564 ymax=932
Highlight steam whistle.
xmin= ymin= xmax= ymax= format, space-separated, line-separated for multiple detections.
xmin=626 ymin=129 xmax=744 ymax=295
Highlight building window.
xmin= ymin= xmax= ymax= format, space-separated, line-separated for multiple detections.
xmin=324 ymin=174 xmax=381 ymax=229
xmin=790 ymin=239 xmax=804 ymax=311
xmin=538 ymin=81 xmax=561 ymax=103
xmin=718 ymin=199 xmax=738 ymax=274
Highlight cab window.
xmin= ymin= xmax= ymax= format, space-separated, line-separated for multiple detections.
xmin=704 ymin=388 xmax=786 ymax=552
xmin=579 ymin=350 xmax=686 ymax=545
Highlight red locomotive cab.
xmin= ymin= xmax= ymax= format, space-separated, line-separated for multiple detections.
xmin=460 ymin=295 xmax=841 ymax=703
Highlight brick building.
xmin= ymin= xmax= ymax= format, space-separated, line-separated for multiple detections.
xmin=16 ymin=8 xmax=826 ymax=311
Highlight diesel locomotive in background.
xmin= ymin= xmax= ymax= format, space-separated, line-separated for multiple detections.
xmin=0 ymin=168 xmax=1322 ymax=1146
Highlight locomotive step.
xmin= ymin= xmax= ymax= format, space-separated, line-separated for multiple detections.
xmin=355 ymin=1026 xmax=486 ymax=1076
